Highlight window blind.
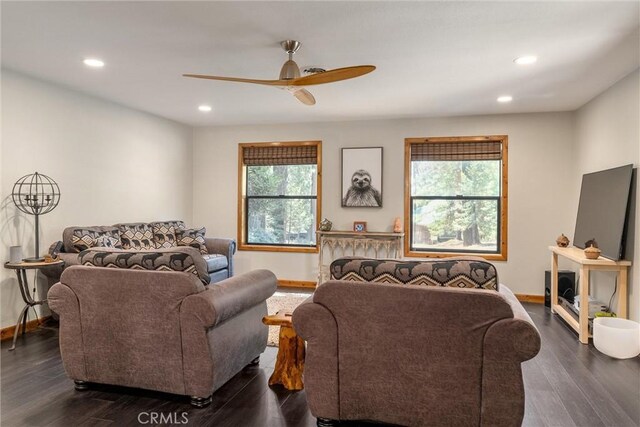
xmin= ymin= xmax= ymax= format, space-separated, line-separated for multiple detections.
xmin=243 ymin=145 xmax=318 ymax=166
xmin=411 ymin=141 xmax=502 ymax=161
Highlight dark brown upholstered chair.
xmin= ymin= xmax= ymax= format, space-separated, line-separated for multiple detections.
xmin=293 ymin=268 xmax=540 ymax=426
xmin=48 ymin=266 xmax=276 ymax=407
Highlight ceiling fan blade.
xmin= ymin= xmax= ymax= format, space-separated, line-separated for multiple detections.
xmin=293 ymin=89 xmax=316 ymax=106
xmin=183 ymin=74 xmax=286 ymax=86
xmin=288 ymin=65 xmax=376 ymax=86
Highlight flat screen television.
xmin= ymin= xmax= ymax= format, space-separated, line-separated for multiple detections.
xmin=573 ymin=164 xmax=633 ymax=260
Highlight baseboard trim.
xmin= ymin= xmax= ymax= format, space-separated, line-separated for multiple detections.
xmin=277 ymin=279 xmax=317 ymax=289
xmin=0 ymin=316 xmax=51 ymax=341
xmin=515 ymin=294 xmax=545 ymax=304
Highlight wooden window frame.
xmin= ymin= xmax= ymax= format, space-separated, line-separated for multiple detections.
xmin=237 ymin=140 xmax=322 ymax=253
xmin=404 ymin=135 xmax=508 ymax=261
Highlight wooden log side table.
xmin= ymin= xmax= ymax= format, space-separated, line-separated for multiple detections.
xmin=262 ymin=310 xmax=305 ymax=390
xmin=4 ymin=259 xmax=64 ymax=351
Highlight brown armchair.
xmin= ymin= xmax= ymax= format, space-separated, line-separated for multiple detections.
xmin=48 ymin=266 xmax=276 ymax=407
xmin=293 ymin=275 xmax=540 ymax=426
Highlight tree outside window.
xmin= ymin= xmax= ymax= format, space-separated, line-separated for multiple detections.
xmin=405 ymin=136 xmax=508 ymax=261
xmin=238 ymin=141 xmax=321 ymax=253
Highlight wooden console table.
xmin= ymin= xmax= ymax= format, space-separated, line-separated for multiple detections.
xmin=549 ymin=246 xmax=631 ymax=344
xmin=318 ymin=230 xmax=404 ymax=283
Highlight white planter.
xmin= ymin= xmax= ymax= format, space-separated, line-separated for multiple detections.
xmin=593 ymin=317 xmax=640 ymax=359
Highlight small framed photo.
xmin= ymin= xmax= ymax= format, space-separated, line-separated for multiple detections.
xmin=353 ymin=221 xmax=367 ymax=233
xmin=342 ymin=147 xmax=383 ymax=207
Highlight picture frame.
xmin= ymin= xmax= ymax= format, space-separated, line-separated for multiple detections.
xmin=342 ymin=147 xmax=383 ymax=208
xmin=353 ymin=221 xmax=367 ymax=233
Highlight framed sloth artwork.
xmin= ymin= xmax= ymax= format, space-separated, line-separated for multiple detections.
xmin=341 ymin=147 xmax=383 ymax=208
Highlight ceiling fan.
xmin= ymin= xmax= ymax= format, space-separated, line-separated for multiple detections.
xmin=183 ymin=40 xmax=375 ymax=106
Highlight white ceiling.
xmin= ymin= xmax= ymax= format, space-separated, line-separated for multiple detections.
xmin=2 ymin=1 xmax=639 ymax=126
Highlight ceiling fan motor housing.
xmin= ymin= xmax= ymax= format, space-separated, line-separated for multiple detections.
xmin=280 ymin=60 xmax=300 ymax=80
xmin=279 ymin=40 xmax=302 ymax=80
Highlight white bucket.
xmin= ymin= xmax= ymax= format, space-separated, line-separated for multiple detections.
xmin=593 ymin=317 xmax=640 ymax=359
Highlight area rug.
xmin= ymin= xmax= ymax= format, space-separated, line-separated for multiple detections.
xmin=265 ymin=289 xmax=312 ymax=347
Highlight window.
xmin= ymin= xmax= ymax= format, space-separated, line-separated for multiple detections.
xmin=238 ymin=141 xmax=321 ymax=253
xmin=404 ymin=136 xmax=508 ymax=260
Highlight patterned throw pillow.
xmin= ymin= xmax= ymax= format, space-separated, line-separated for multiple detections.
xmin=118 ymin=223 xmax=155 ymax=250
xmin=95 ymin=235 xmax=122 ymax=248
xmin=176 ymin=227 xmax=208 ymax=255
xmin=71 ymin=229 xmax=101 ymax=252
xmin=152 ymin=223 xmax=177 ymax=249
xmin=156 ymin=220 xmax=186 ymax=231
xmin=70 ymin=229 xmax=122 ymax=252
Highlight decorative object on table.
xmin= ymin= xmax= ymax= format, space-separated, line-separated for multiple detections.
xmin=262 ymin=310 xmax=305 ymax=390
xmin=584 ymin=238 xmax=598 ymax=248
xmin=555 ymin=233 xmax=570 ymax=247
xmin=319 ymin=218 xmax=333 ymax=231
xmin=43 ymin=254 xmax=59 ymax=263
xmin=4 ymin=259 xmax=65 ymax=350
xmin=11 ymin=172 xmax=61 ymax=262
xmin=9 ymin=246 xmax=23 ymax=263
xmin=353 ymin=221 xmax=367 ymax=232
xmin=584 ymin=244 xmax=601 ymax=260
xmin=393 ymin=217 xmax=402 ymax=233
xmin=342 ymin=147 xmax=383 ymax=207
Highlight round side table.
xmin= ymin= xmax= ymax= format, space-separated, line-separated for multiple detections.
xmin=4 ymin=260 xmax=64 ymax=351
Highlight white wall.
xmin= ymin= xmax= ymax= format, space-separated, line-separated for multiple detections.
xmin=193 ymin=112 xmax=576 ymax=299
xmin=0 ymin=70 xmax=193 ymax=327
xmin=3 ymin=67 xmax=636 ymax=331
xmin=573 ymin=69 xmax=639 ymax=321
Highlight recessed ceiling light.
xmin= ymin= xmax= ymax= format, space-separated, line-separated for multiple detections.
xmin=198 ymin=105 xmax=212 ymax=112
xmin=83 ymin=58 xmax=105 ymax=68
xmin=497 ymin=96 xmax=513 ymax=103
xmin=514 ymin=56 xmax=537 ymax=65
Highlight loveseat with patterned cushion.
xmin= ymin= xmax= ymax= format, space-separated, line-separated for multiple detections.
xmin=43 ymin=220 xmax=236 ymax=287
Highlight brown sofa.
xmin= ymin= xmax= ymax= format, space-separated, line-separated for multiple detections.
xmin=48 ymin=263 xmax=277 ymax=407
xmin=292 ymin=257 xmax=541 ymax=427
xmin=44 ymin=220 xmax=236 ymax=286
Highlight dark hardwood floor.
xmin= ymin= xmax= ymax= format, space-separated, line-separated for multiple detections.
xmin=1 ymin=303 xmax=639 ymax=427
